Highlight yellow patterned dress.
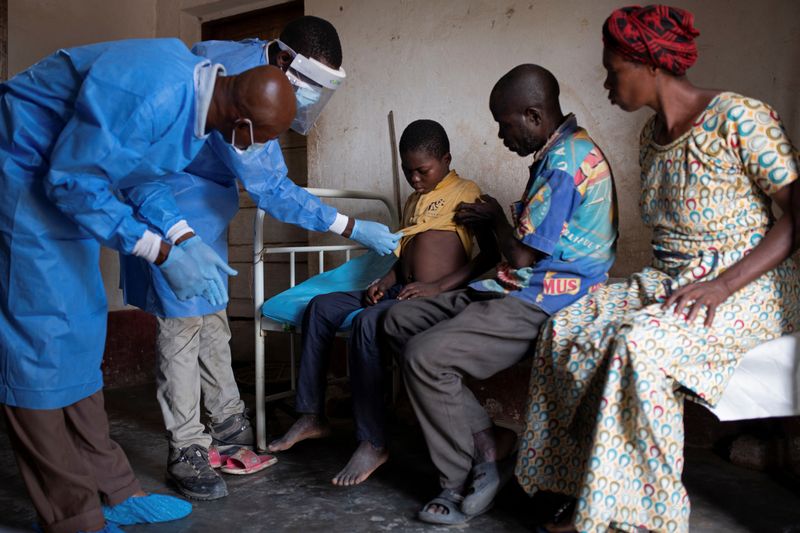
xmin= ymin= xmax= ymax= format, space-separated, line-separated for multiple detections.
xmin=515 ymin=93 xmax=800 ymax=533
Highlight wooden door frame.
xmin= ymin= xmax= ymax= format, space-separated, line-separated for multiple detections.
xmin=170 ymin=0 xmax=297 ymax=46
xmin=201 ymin=0 xmax=302 ymax=41
xmin=1 ymin=0 xmax=7 ymax=81
xmin=193 ymin=1 xmax=309 ymax=324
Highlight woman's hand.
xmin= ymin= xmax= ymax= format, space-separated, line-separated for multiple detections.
xmin=397 ymin=281 xmax=442 ymax=301
xmin=662 ymin=278 xmax=733 ymax=327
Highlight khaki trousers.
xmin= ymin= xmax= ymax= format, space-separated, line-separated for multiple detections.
xmin=382 ymin=289 xmax=548 ymax=489
xmin=155 ymin=310 xmax=245 ymax=450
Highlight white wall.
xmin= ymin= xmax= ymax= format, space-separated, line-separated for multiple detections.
xmin=8 ymin=0 xmax=158 ymax=75
xmin=7 ymin=0 xmax=800 ymax=310
xmin=8 ymin=0 xmax=159 ymax=309
xmin=306 ymin=0 xmax=800 ymax=276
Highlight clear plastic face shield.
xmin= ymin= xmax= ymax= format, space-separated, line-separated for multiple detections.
xmin=269 ymin=40 xmax=346 ymax=135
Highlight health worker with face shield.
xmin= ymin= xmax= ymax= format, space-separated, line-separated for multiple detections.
xmin=118 ymin=16 xmax=402 ymax=501
xmin=0 ymin=37 xmax=297 ymax=533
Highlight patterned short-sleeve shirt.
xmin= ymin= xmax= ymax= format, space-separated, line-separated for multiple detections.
xmin=470 ymin=115 xmax=618 ymax=314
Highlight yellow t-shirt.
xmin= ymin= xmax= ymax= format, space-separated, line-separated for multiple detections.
xmin=398 ymin=170 xmax=482 ymax=257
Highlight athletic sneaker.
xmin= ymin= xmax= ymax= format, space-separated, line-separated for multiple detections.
xmin=208 ymin=412 xmax=254 ymax=453
xmin=167 ymin=444 xmax=228 ymax=501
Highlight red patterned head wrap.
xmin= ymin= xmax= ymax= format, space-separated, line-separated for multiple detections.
xmin=602 ymin=5 xmax=700 ymax=76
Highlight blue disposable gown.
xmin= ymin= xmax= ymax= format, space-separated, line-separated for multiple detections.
xmin=0 ymin=39 xmax=210 ymax=409
xmin=119 ymin=38 xmax=337 ymax=318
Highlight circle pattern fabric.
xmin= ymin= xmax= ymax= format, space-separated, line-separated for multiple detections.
xmin=515 ymin=93 xmax=800 ymax=532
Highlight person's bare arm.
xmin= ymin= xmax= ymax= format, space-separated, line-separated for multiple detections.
xmin=664 ymin=183 xmax=796 ymax=326
xmin=397 ymin=227 xmax=501 ymax=300
xmin=454 ymin=195 xmax=541 ymax=268
xmin=363 ymin=266 xmax=398 ymax=306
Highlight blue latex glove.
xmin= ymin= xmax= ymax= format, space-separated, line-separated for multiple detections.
xmin=350 ymin=219 xmax=403 ymax=256
xmin=157 ymin=245 xmax=220 ymax=304
xmin=178 ymin=236 xmax=238 ymax=306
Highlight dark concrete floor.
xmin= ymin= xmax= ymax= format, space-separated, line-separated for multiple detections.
xmin=1 ymin=383 xmax=799 ymax=532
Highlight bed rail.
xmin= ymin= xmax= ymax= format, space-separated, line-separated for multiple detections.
xmin=252 ymin=188 xmax=399 ymax=451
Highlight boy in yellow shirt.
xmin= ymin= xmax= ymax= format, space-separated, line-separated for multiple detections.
xmin=268 ymin=119 xmax=498 ymax=486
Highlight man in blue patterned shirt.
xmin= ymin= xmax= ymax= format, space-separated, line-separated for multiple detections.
xmin=383 ymin=64 xmax=617 ymax=525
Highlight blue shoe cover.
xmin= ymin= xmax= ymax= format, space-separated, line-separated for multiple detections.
xmin=103 ymin=493 xmax=192 ymax=525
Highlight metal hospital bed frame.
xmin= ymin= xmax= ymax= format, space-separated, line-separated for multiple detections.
xmin=253 ymin=188 xmax=400 ymax=452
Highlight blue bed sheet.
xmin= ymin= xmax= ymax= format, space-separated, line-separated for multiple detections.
xmin=260 ymin=251 xmax=398 ymax=329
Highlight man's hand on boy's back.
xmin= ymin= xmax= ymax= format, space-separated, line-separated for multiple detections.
xmin=454 ymin=195 xmax=506 ymax=229
xmin=456 ymin=194 xmax=541 ymax=269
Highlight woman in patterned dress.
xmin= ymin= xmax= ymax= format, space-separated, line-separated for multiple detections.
xmin=515 ymin=5 xmax=800 ymax=533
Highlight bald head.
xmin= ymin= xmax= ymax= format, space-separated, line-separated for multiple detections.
xmin=233 ymin=65 xmax=296 ymax=141
xmin=488 ymin=64 xmax=565 ymax=157
xmin=207 ymin=65 xmax=297 ymax=146
xmin=490 ymin=64 xmax=561 ymax=118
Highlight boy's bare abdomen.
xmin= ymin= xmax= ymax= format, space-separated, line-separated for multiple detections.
xmin=399 ymin=230 xmax=468 ymax=284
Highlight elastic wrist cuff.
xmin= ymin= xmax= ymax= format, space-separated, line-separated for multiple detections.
xmin=166 ymin=220 xmax=194 ymax=243
xmin=132 ymin=230 xmax=162 ymax=263
xmin=328 ymin=212 xmax=349 ymax=235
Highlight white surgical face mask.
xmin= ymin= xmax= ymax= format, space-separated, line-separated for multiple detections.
xmin=230 ymin=118 xmax=266 ymax=155
xmin=232 ymin=142 xmax=266 ymax=156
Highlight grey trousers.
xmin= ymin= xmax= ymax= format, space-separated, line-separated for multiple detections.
xmin=382 ymin=289 xmax=549 ymax=489
xmin=156 ymin=310 xmax=245 ymax=450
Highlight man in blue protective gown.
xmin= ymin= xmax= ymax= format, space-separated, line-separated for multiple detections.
xmin=0 ymin=38 xmax=300 ymax=532
xmin=119 ymin=16 xmax=401 ymax=500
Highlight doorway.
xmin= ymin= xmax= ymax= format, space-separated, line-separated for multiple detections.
xmin=200 ymin=1 xmax=309 ymax=325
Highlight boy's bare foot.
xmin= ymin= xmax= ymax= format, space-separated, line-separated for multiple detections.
xmin=331 ymin=441 xmax=388 ymax=486
xmin=267 ymin=414 xmax=331 ymax=452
